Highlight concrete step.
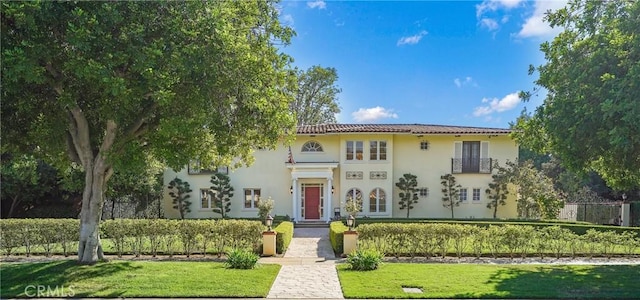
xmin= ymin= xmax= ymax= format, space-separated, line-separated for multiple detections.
xmin=295 ymin=221 xmax=330 ymax=228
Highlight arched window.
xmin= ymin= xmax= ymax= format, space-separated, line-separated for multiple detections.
xmin=369 ymin=188 xmax=386 ymax=213
xmin=345 ymin=188 xmax=363 ymax=212
xmin=302 ymin=141 xmax=324 ymax=152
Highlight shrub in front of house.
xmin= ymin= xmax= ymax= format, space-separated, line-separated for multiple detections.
xmin=330 ymin=221 xmax=349 ymax=254
xmin=346 ymin=248 xmax=384 ymax=271
xmin=274 ymin=221 xmax=294 ymax=254
xmin=225 ymin=248 xmax=259 ymax=269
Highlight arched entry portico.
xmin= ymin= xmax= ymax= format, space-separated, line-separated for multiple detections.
xmin=286 ymin=162 xmax=339 ymax=223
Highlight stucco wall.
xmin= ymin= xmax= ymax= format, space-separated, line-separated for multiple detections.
xmin=163 ymin=132 xmax=519 ymax=220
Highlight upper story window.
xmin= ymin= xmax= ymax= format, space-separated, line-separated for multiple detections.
xmin=452 ymin=141 xmax=491 ymax=174
xmin=420 ymin=141 xmax=430 ymax=150
xmin=370 ymin=141 xmax=387 ymax=160
xmin=302 ymin=141 xmax=324 ymax=152
xmin=472 ymin=188 xmax=481 ymax=202
xmin=346 ymin=141 xmax=363 ymax=161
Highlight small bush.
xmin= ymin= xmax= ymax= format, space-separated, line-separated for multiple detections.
xmin=330 ymin=221 xmax=349 ymax=254
xmin=225 ymin=248 xmax=259 ymax=269
xmin=274 ymin=221 xmax=294 ymax=254
xmin=347 ymin=249 xmax=384 ymax=271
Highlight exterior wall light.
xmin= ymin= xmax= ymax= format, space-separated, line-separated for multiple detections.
xmin=265 ymin=214 xmax=274 ymax=231
xmin=347 ymin=214 xmax=355 ymax=231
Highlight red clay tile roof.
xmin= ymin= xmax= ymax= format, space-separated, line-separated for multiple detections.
xmin=297 ymin=124 xmax=511 ymax=135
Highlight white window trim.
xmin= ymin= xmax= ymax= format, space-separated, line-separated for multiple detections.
xmin=472 ymin=188 xmax=482 ymax=202
xmin=346 ymin=141 xmax=364 ymax=162
xmin=459 ymin=188 xmax=468 ymax=203
xmin=301 ymin=141 xmax=324 ymax=153
xmin=369 ymin=188 xmax=386 ymax=213
xmin=369 ymin=140 xmax=387 ymax=161
xmin=200 ymin=189 xmax=213 ymax=210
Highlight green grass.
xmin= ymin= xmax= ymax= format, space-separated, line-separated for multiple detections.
xmin=1 ymin=260 xmax=280 ymax=298
xmin=337 ymin=263 xmax=640 ymax=299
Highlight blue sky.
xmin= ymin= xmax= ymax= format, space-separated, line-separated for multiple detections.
xmin=278 ymin=0 xmax=567 ymax=128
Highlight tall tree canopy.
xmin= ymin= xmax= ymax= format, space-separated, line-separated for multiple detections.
xmin=1 ymin=0 xmax=296 ymax=263
xmin=514 ymin=0 xmax=640 ymax=191
xmin=290 ymin=65 xmax=341 ymax=125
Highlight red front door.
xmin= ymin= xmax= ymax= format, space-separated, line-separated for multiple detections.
xmin=304 ymin=186 xmax=321 ymax=220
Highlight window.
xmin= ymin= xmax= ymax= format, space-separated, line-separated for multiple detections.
xmin=369 ymin=141 xmax=387 ymax=160
xmin=420 ymin=141 xmax=429 ymax=150
xmin=244 ymin=189 xmax=261 ymax=209
xmin=188 ymin=160 xmax=228 ymax=175
xmin=346 ymin=188 xmax=363 ymax=212
xmin=369 ymin=188 xmax=386 ymax=213
xmin=302 ymin=141 xmax=323 ymax=152
xmin=460 ymin=188 xmax=468 ymax=202
xmin=200 ymin=189 xmax=213 ymax=209
xmin=472 ymin=188 xmax=481 ymax=202
xmin=418 ymin=188 xmax=429 ymax=197
xmin=346 ymin=141 xmax=363 ymax=160
xmin=453 ymin=141 xmax=490 ymax=173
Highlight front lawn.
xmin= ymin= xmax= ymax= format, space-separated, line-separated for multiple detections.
xmin=1 ymin=260 xmax=280 ymax=298
xmin=337 ymin=263 xmax=640 ymax=299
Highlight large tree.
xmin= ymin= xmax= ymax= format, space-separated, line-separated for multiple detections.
xmin=290 ymin=65 xmax=341 ymax=125
xmin=1 ymin=1 xmax=296 ymax=263
xmin=514 ymin=0 xmax=640 ymax=191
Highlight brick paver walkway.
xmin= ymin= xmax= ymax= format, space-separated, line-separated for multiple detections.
xmin=264 ymin=228 xmax=344 ymax=299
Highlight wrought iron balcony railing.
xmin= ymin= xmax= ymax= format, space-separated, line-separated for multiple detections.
xmin=452 ymin=158 xmax=492 ymax=174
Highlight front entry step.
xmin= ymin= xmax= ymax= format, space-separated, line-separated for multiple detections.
xmin=295 ymin=221 xmax=329 ymax=228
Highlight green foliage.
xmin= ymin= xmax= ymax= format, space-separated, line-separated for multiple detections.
xmin=395 ymin=173 xmax=419 ymax=218
xmin=225 ymin=248 xmax=259 ymax=269
xmin=440 ymin=174 xmax=461 ymax=218
xmin=167 ymin=177 xmax=192 ymax=219
xmin=0 ymin=219 xmax=80 ymax=256
xmin=209 ymin=172 xmax=234 ymax=218
xmin=346 ymin=249 xmax=384 ymax=271
xmin=0 ymin=155 xmax=42 ymax=218
xmin=343 ymin=195 xmax=363 ymax=217
xmin=514 ymin=0 xmax=640 ymax=190
xmin=508 ymin=161 xmax=564 ymax=219
xmin=274 ymin=221 xmax=294 ymax=254
xmin=257 ymin=197 xmax=274 ymax=222
xmin=330 ymin=221 xmax=349 ymax=254
xmin=1 ymin=0 xmax=297 ymax=262
xmin=485 ymin=162 xmax=511 ymax=218
xmin=291 ymin=65 xmax=342 ymax=125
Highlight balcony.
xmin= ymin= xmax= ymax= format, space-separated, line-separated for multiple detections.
xmin=452 ymin=158 xmax=492 ymax=174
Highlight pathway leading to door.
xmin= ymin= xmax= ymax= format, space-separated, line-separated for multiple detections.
xmin=264 ymin=228 xmax=344 ymax=299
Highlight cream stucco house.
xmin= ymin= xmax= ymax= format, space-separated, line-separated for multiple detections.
xmin=163 ymin=124 xmax=519 ymax=221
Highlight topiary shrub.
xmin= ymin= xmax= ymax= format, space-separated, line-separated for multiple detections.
xmin=347 ymin=248 xmax=384 ymax=271
xmin=330 ymin=221 xmax=349 ymax=254
xmin=274 ymin=221 xmax=294 ymax=254
xmin=225 ymin=248 xmax=259 ymax=269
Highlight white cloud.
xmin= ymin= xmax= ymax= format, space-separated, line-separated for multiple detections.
xmin=352 ymin=106 xmax=399 ymax=123
xmin=454 ymin=76 xmax=475 ymax=88
xmin=473 ymin=92 xmax=521 ymax=116
xmin=476 ymin=0 xmax=523 ymax=18
xmin=282 ymin=14 xmax=294 ymax=27
xmin=397 ymin=30 xmax=428 ymax=46
xmin=480 ymin=18 xmax=499 ymax=31
xmin=517 ymin=0 xmax=567 ymax=38
xmin=307 ymin=0 xmax=326 ymax=9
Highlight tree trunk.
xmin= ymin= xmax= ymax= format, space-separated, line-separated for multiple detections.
xmin=7 ymin=195 xmax=21 ymax=218
xmin=77 ymin=156 xmax=109 ymax=264
xmin=493 ymin=205 xmax=498 ymax=219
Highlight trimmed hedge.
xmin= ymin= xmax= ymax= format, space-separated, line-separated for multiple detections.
xmin=274 ymin=221 xmax=294 ymax=254
xmin=354 ymin=218 xmax=640 ymax=237
xmin=357 ymin=222 xmax=640 ymax=258
xmin=330 ymin=221 xmax=349 ymax=254
xmin=1 ymin=218 xmax=263 ymax=257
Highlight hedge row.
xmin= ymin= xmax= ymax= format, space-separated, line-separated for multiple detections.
xmin=0 ymin=219 xmax=79 ymax=257
xmin=353 ymin=218 xmax=640 ymax=236
xmin=274 ymin=221 xmax=294 ymax=254
xmin=0 ymin=219 xmax=264 ymax=257
xmin=330 ymin=221 xmax=349 ymax=254
xmin=357 ymin=223 xmax=640 ymax=259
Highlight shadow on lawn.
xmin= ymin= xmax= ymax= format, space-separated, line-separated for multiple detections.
xmin=454 ymin=265 xmax=640 ymax=299
xmin=1 ymin=260 xmax=140 ymax=298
